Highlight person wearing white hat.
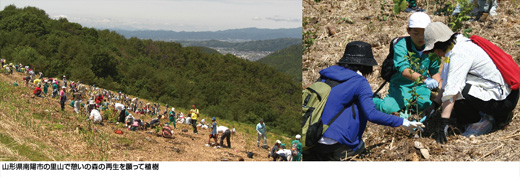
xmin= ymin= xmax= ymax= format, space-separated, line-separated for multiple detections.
xmin=423 ymin=22 xmax=519 ymax=144
xmin=168 ymin=107 xmax=176 ymax=129
xmin=62 ymin=75 xmax=67 ymax=89
xmin=270 ymin=140 xmax=282 ymax=161
xmin=373 ymin=12 xmax=441 ymax=117
xmin=43 ymin=79 xmax=49 ymax=96
xmin=291 ymin=134 xmax=303 ymax=161
xmin=51 ymin=80 xmax=59 ymax=98
xmin=60 ymin=86 xmax=67 ymax=111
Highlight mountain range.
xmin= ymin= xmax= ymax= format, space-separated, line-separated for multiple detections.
xmin=113 ymin=27 xmax=302 ymax=41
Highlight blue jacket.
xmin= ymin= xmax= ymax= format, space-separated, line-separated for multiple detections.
xmin=320 ymin=66 xmax=403 ymax=150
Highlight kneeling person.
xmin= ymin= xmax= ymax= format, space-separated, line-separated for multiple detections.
xmin=90 ymin=108 xmax=103 ymax=124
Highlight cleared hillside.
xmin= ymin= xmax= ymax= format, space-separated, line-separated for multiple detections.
xmin=0 ymin=72 xmax=291 ymax=161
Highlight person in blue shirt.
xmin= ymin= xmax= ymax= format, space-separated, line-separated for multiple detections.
xmin=302 ymin=41 xmax=425 ymax=161
xmin=207 ymin=117 xmax=218 ymax=146
xmin=256 ymin=119 xmax=267 ymax=147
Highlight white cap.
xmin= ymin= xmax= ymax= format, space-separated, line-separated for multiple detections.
xmin=276 ymin=140 xmax=281 ymax=144
xmin=408 ymin=12 xmax=431 ymax=28
xmin=296 ymin=134 xmax=301 ymax=140
xmin=172 ymin=108 xmax=175 ymax=111
xmin=62 ymin=86 xmax=66 ymax=89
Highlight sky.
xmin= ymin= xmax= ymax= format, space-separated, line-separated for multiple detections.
xmin=1 ymin=0 xmax=302 ymax=31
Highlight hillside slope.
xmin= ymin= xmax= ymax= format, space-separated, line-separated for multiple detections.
xmin=257 ymin=44 xmax=302 ymax=81
xmin=303 ymin=0 xmax=520 ymax=161
xmin=0 ymin=72 xmax=292 ymax=161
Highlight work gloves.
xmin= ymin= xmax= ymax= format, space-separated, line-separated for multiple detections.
xmin=423 ymin=102 xmax=440 ymax=119
xmin=436 ymin=118 xmax=450 ymax=144
xmin=402 ymin=119 xmax=425 ymax=132
xmin=424 ymin=78 xmax=438 ymax=90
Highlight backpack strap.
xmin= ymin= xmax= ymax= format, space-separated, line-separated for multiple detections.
xmin=374 ymin=37 xmax=413 ymax=97
xmin=326 ymin=103 xmax=355 ymax=126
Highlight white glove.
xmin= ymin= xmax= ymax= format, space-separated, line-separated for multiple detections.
xmin=402 ymin=119 xmax=425 ymax=132
xmin=424 ymin=77 xmax=439 ymax=90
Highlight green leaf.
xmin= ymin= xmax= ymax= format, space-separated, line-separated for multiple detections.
xmin=392 ymin=0 xmax=406 ymax=14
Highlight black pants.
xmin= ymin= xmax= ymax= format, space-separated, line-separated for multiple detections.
xmin=220 ymin=129 xmax=231 ymax=148
xmin=60 ymin=100 xmax=65 ymax=111
xmin=302 ymin=141 xmax=365 ymax=161
xmin=271 ymin=153 xmax=279 ymax=161
xmin=279 ymin=154 xmax=288 ymax=161
xmin=452 ymin=84 xmax=519 ymax=128
xmin=118 ymin=111 xmax=126 ymax=123
xmin=192 ymin=119 xmax=198 ymax=133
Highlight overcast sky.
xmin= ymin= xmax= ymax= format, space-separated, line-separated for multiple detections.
xmin=1 ymin=0 xmax=302 ymax=31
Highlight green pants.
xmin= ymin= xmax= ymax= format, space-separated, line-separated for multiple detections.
xmin=169 ymin=116 xmax=176 ymax=128
xmin=373 ymin=83 xmax=432 ymax=114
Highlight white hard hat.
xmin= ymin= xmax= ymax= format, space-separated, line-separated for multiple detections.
xmin=172 ymin=108 xmax=175 ymax=111
xmin=276 ymin=140 xmax=281 ymax=144
xmin=408 ymin=12 xmax=431 ymax=28
xmin=296 ymin=134 xmax=301 ymax=140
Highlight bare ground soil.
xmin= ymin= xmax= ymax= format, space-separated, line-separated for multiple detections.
xmin=0 ymin=72 xmax=279 ymax=161
xmin=303 ymin=0 xmax=520 ymax=161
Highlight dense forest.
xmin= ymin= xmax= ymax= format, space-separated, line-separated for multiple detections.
xmin=0 ymin=5 xmax=300 ymax=135
xmin=178 ymin=38 xmax=301 ymax=52
xmin=257 ymin=44 xmax=302 ymax=81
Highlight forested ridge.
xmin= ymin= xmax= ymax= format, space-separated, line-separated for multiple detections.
xmin=257 ymin=44 xmax=302 ymax=82
xmin=0 ymin=5 xmax=300 ymax=135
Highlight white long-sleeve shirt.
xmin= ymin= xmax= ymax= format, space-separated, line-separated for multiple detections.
xmin=276 ymin=149 xmax=292 ymax=161
xmin=90 ymin=109 xmax=102 ymax=122
xmin=442 ymin=34 xmax=511 ymax=102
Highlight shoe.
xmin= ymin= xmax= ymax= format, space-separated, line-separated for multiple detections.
xmin=462 ymin=113 xmax=494 ymax=137
xmin=404 ymin=6 xmax=424 ymax=13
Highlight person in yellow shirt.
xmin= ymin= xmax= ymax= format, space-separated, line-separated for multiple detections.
xmin=189 ymin=104 xmax=200 ymax=134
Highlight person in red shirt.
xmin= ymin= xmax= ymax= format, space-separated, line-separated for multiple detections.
xmin=33 ymin=85 xmax=43 ymax=97
xmin=95 ymin=94 xmax=104 ymax=105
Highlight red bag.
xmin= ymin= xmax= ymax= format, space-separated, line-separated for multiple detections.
xmin=471 ymin=35 xmax=520 ymax=90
